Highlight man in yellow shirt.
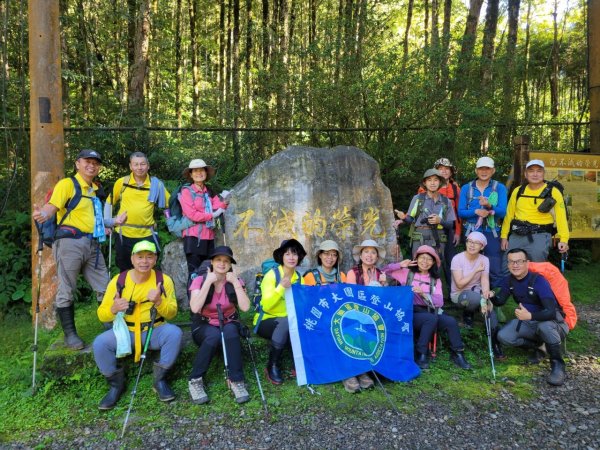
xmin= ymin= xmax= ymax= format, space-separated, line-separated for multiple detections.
xmin=104 ymin=151 xmax=170 ymax=271
xmin=33 ymin=149 xmax=122 ymax=350
xmin=501 ymin=160 xmax=569 ymax=262
xmin=93 ymin=240 xmax=182 ymax=410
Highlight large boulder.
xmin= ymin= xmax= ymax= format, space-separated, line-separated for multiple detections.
xmin=224 ymin=146 xmax=399 ymax=285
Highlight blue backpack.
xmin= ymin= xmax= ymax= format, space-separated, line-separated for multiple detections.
xmin=40 ymin=177 xmax=85 ymax=247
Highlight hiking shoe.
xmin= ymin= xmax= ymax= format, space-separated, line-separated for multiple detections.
xmin=230 ymin=381 xmax=250 ymax=404
xmin=462 ymin=312 xmax=474 ymax=329
xmin=358 ymin=373 xmax=374 ymax=389
xmin=342 ymin=376 xmax=360 ymax=393
xmin=188 ymin=377 xmax=209 ymax=404
xmin=527 ymin=344 xmax=547 ymax=365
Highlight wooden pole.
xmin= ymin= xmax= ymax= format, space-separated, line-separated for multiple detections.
xmin=589 ymin=0 xmax=600 ymax=260
xmin=29 ymin=0 xmax=64 ymax=329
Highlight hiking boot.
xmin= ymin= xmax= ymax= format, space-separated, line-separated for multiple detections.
xmin=415 ymin=352 xmax=430 ymax=369
xmin=450 ymin=350 xmax=472 ymax=370
xmin=98 ymin=368 xmax=125 ymax=410
xmin=342 ymin=376 xmax=360 ymax=393
xmin=153 ymin=364 xmax=176 ymax=402
xmin=492 ymin=333 xmax=507 ymax=361
xmin=546 ymin=343 xmax=566 ymax=386
xmin=230 ymin=381 xmax=250 ymax=404
xmin=56 ymin=305 xmax=85 ymax=350
xmin=462 ymin=311 xmax=474 ymax=329
xmin=527 ymin=344 xmax=547 ymax=365
xmin=358 ymin=373 xmax=374 ymax=389
xmin=266 ymin=346 xmax=284 ymax=385
xmin=188 ymin=377 xmax=209 ymax=404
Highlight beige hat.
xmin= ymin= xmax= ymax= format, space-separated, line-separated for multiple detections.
xmin=183 ymin=159 xmax=216 ymax=180
xmin=352 ymin=239 xmax=386 ymax=263
xmin=316 ymin=240 xmax=343 ymax=265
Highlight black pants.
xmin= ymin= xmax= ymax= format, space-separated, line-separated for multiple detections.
xmin=190 ymin=321 xmax=245 ymax=382
xmin=183 ymin=236 xmax=214 ymax=278
xmin=256 ymin=317 xmax=289 ymax=349
xmin=115 ymin=235 xmax=158 ymax=272
xmin=436 ymin=313 xmax=465 ymax=352
xmin=413 ymin=310 xmax=438 ymax=355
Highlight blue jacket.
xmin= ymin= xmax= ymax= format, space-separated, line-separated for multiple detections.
xmin=458 ymin=179 xmax=508 ymax=231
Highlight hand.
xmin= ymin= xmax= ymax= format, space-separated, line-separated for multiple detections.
xmin=114 ymin=211 xmax=128 ymax=226
xmin=32 ymin=204 xmax=47 ymax=224
xmin=111 ymin=294 xmax=130 ymax=314
xmin=225 ymin=271 xmax=241 ymax=288
xmin=500 ymin=238 xmax=509 ymax=251
xmin=475 ymin=262 xmax=485 ymax=273
xmin=394 ymin=209 xmax=406 ymax=220
xmin=399 ymin=259 xmax=413 ymax=269
xmin=412 ymin=285 xmax=423 ymax=295
xmin=475 ymin=209 xmax=490 ymax=218
xmin=515 ymin=303 xmax=532 ymax=321
xmin=212 ymin=208 xmax=224 ymax=218
xmin=148 ymin=282 xmax=163 ymax=305
xmin=428 ymin=214 xmax=441 ymax=225
xmin=558 ymin=242 xmax=569 ymax=253
xmin=478 ymin=196 xmax=490 ymax=207
xmin=453 ymin=233 xmax=461 ymax=246
xmin=204 ymin=267 xmax=218 ymax=285
xmin=393 ymin=219 xmax=403 ymax=228
xmin=280 ymin=276 xmax=292 ymax=289
xmin=378 ymin=273 xmax=387 ymax=286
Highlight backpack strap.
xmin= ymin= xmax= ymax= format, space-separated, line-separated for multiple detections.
xmin=56 ymin=177 xmax=84 ymax=228
xmin=116 ymin=270 xmax=129 ymax=298
xmin=406 ymin=270 xmax=434 ymax=295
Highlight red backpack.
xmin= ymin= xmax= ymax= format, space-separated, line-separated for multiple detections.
xmin=528 ymin=262 xmax=577 ymax=330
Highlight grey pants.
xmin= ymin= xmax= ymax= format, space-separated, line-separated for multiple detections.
xmin=507 ymin=232 xmax=552 ymax=262
xmin=93 ymin=323 xmax=183 ymax=376
xmin=52 ymin=237 xmax=109 ymax=307
xmin=497 ymin=313 xmax=568 ymax=348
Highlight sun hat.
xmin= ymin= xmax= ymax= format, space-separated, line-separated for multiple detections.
xmin=434 ymin=157 xmax=456 ymax=175
xmin=273 ymin=239 xmax=307 ymax=265
xmin=525 ymin=159 xmax=545 ymax=169
xmin=421 ymin=168 xmax=447 ymax=187
xmin=209 ymin=246 xmax=237 ymax=264
xmin=466 ymin=231 xmax=487 ymax=248
xmin=476 ymin=156 xmax=495 ymax=169
xmin=413 ymin=245 xmax=441 ymax=267
xmin=131 ymin=240 xmax=157 ymax=255
xmin=315 ymin=240 xmax=342 ymax=265
xmin=352 ymin=239 xmax=386 ymax=263
xmin=76 ymin=149 xmax=102 ymax=163
xmin=182 ymin=159 xmax=216 ymax=180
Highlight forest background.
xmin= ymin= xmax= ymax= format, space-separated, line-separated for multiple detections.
xmin=0 ymin=0 xmax=591 ymax=313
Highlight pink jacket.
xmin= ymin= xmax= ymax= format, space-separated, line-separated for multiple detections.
xmin=180 ymin=185 xmax=228 ymax=240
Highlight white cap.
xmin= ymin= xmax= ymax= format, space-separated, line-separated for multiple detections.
xmin=526 ymin=159 xmax=545 ymax=169
xmin=476 ymin=156 xmax=495 ymax=169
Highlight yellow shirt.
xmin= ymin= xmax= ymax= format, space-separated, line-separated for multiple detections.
xmin=253 ymin=266 xmax=303 ymax=324
xmin=501 ymin=183 xmax=569 ymax=243
xmin=107 ymin=174 xmax=170 ymax=238
xmin=48 ymin=173 xmax=98 ymax=234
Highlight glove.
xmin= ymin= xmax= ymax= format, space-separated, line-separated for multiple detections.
xmin=212 ymin=208 xmax=224 ymax=218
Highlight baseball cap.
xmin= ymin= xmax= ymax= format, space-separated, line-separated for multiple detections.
xmin=526 ymin=159 xmax=545 ymax=169
xmin=76 ymin=149 xmax=102 ymax=163
xmin=131 ymin=240 xmax=157 ymax=255
xmin=476 ymin=156 xmax=494 ymax=168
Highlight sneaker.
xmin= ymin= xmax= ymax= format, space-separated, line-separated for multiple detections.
xmin=230 ymin=381 xmax=250 ymax=404
xmin=188 ymin=377 xmax=209 ymax=404
xmin=342 ymin=376 xmax=360 ymax=393
xmin=358 ymin=373 xmax=374 ymax=389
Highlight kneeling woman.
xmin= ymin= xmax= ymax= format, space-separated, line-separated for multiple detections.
xmin=385 ymin=245 xmax=471 ymax=370
xmin=254 ymin=239 xmax=306 ymax=385
xmin=188 ymin=246 xmax=251 ymax=404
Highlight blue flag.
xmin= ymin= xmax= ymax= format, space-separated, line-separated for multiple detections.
xmin=285 ymin=283 xmax=420 ymax=385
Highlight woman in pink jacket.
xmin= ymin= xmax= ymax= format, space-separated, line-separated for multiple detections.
xmin=180 ymin=159 xmax=229 ymax=276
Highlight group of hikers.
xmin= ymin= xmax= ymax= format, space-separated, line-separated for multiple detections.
xmin=31 ymin=149 xmax=574 ymax=410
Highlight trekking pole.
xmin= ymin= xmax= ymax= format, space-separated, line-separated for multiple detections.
xmin=108 ymin=232 xmax=112 ymax=275
xmin=31 ymin=222 xmax=44 ymax=395
xmin=216 ymin=304 xmax=230 ymax=386
xmin=241 ymin=326 xmax=269 ymax=416
xmin=483 ymin=312 xmax=497 ymax=382
xmin=370 ymin=370 xmax=401 ymax=416
xmin=121 ymin=306 xmax=157 ymax=439
xmin=560 ymin=251 xmax=568 ymax=274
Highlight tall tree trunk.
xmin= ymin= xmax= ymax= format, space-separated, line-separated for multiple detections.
xmin=232 ymin=0 xmax=241 ymax=169
xmin=550 ymin=0 xmax=560 ymax=148
xmin=498 ymin=0 xmax=521 ymax=146
xmin=189 ymin=0 xmax=200 ymax=125
xmin=127 ymin=0 xmax=151 ymax=121
xmin=175 ymin=0 xmax=183 ymax=127
xmin=522 ymin=0 xmax=532 ymax=121
xmin=480 ymin=0 xmax=499 ymax=87
xmin=76 ymin=0 xmax=91 ymax=119
xmin=245 ymin=0 xmax=253 ymax=118
xmin=430 ymin=0 xmax=440 ymax=84
xmin=402 ymin=0 xmax=414 ymax=69
xmin=440 ymin=0 xmax=452 ymax=88
xmin=218 ymin=0 xmax=226 ymax=123
xmin=262 ymin=0 xmax=269 ymax=66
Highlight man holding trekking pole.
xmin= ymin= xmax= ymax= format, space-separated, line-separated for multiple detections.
xmin=93 ymin=240 xmax=182 ymax=410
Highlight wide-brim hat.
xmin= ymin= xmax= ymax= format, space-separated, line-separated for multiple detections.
xmin=421 ymin=168 xmax=447 ymax=187
xmin=131 ymin=240 xmax=157 ymax=255
xmin=315 ymin=240 xmax=342 ymax=265
xmin=209 ymin=245 xmax=237 ymax=264
xmin=273 ymin=239 xmax=307 ymax=265
xmin=183 ymin=159 xmax=216 ymax=180
xmin=77 ymin=149 xmax=102 ymax=163
xmin=352 ymin=239 xmax=386 ymax=263
xmin=413 ymin=245 xmax=441 ymax=267
xmin=434 ymin=157 xmax=456 ymax=175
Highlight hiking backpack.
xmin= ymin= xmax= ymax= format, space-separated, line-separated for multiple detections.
xmin=302 ymin=268 xmax=343 ymax=285
xmin=188 ymin=259 xmax=238 ymax=309
xmin=508 ymin=262 xmax=577 ymax=330
xmin=40 ymin=176 xmax=106 ymax=248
